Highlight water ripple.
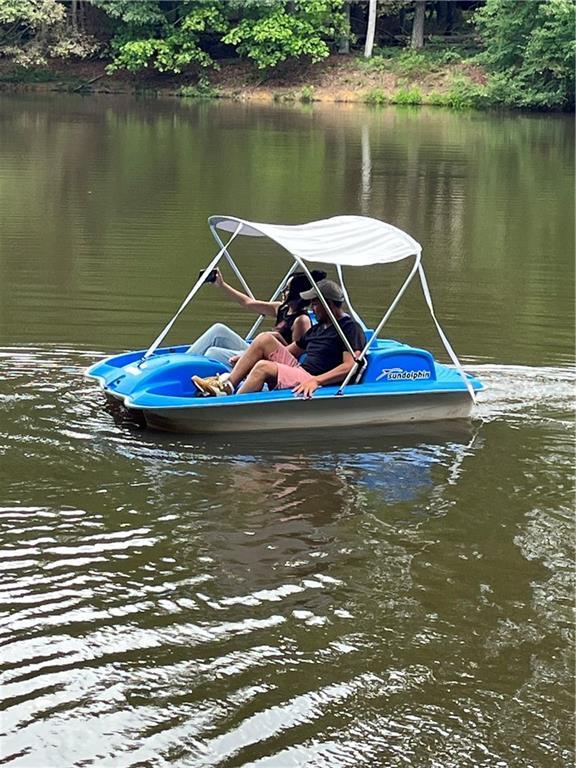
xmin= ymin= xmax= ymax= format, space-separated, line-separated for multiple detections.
xmin=0 ymin=345 xmax=573 ymax=767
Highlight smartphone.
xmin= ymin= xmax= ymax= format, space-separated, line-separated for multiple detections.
xmin=198 ymin=268 xmax=218 ymax=284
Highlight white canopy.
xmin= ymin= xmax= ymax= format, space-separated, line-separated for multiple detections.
xmin=209 ymin=215 xmax=421 ymax=266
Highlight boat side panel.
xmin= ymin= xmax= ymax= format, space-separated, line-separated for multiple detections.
xmin=143 ymin=391 xmax=474 ymax=434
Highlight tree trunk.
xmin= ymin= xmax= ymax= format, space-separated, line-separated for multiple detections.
xmin=338 ymin=1 xmax=351 ymax=54
xmin=360 ymin=124 xmax=372 ymax=214
xmin=364 ymin=0 xmax=377 ymax=59
xmin=411 ymin=0 xmax=426 ymax=50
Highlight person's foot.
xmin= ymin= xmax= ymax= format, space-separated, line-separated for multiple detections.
xmin=196 ymin=374 xmax=220 ymax=387
xmin=192 ymin=373 xmax=234 ymax=397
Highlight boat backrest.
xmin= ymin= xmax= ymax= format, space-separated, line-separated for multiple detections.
xmin=364 ymin=329 xmax=375 ymax=343
xmin=360 ymin=343 xmax=437 ymax=384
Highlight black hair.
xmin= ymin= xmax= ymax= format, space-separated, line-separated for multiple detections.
xmin=283 ymin=270 xmax=327 ymax=307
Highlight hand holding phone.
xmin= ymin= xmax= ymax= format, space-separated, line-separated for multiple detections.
xmin=198 ymin=268 xmax=218 ymax=284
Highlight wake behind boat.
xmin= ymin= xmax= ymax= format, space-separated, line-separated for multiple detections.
xmin=86 ymin=215 xmax=483 ymax=433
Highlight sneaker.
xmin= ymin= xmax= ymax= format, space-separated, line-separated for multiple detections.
xmin=192 ymin=374 xmax=234 ymax=397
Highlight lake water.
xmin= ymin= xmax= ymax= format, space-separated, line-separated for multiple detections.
xmin=0 ymin=94 xmax=574 ymax=767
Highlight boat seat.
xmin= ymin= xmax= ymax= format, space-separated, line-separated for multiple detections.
xmin=364 ymin=329 xmax=375 ymax=342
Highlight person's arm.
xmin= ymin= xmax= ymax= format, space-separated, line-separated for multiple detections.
xmin=285 ymin=340 xmax=306 ymax=359
xmin=266 ymin=330 xmax=288 ymax=344
xmin=293 ymin=350 xmax=361 ymax=398
xmin=214 ymin=269 xmax=279 ymax=317
xmin=290 ymin=314 xmax=312 ymax=345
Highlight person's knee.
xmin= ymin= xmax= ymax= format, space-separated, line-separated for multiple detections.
xmin=252 ymin=333 xmax=268 ymax=348
xmin=212 ymin=322 xmax=228 ymax=334
xmin=254 ymin=332 xmax=278 ymax=352
xmin=252 ymin=360 xmax=276 ymax=378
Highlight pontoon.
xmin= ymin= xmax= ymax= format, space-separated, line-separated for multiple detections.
xmin=86 ymin=215 xmax=483 ymax=433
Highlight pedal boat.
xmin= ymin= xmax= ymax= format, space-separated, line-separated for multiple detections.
xmin=86 ymin=215 xmax=483 ymax=434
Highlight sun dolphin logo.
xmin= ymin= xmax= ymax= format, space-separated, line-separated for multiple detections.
xmin=377 ymin=367 xmax=431 ymax=381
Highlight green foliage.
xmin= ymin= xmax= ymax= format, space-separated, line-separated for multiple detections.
xmin=299 ymin=85 xmax=315 ymax=103
xmin=363 ymin=88 xmax=388 ymax=105
xmin=88 ymin=0 xmax=165 ymax=27
xmin=427 ymin=91 xmax=448 ymax=107
xmin=0 ymin=0 xmax=571 ymax=112
xmin=393 ymin=87 xmax=423 ymax=105
xmin=0 ymin=0 xmax=98 ymax=66
xmin=356 ymin=54 xmax=388 ymax=72
xmin=473 ymin=0 xmax=575 ymax=109
xmin=0 ymin=0 xmax=63 ymax=25
xmin=222 ymin=0 xmax=343 ymax=69
xmin=429 ymin=77 xmax=489 ymax=109
xmin=98 ymin=0 xmax=341 ymax=75
xmin=273 ymin=90 xmax=296 ymax=102
xmin=359 ymin=46 xmax=465 ymax=77
xmin=96 ymin=1 xmax=228 ymax=74
xmin=179 ymin=76 xmax=218 ymax=99
xmin=395 ymin=50 xmax=428 ymax=77
xmin=0 ymin=66 xmax=59 ymax=83
xmin=108 ymin=33 xmax=212 ymax=73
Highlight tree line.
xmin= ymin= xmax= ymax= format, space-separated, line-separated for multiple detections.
xmin=0 ymin=0 xmax=573 ymax=109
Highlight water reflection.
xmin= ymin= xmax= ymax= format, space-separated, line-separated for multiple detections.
xmin=0 ymin=97 xmax=572 ymax=368
xmin=0 ymin=345 xmax=573 ymax=766
xmin=117 ymin=420 xmax=479 ymax=506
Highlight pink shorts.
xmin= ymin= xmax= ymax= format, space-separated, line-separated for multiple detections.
xmin=268 ymin=345 xmax=315 ymax=390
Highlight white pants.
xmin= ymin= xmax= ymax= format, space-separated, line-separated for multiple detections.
xmin=186 ymin=323 xmax=249 ymax=367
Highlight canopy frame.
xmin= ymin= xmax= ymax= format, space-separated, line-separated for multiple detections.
xmin=140 ymin=215 xmax=475 ymax=403
xmin=212 ymin=221 xmax=360 ymax=359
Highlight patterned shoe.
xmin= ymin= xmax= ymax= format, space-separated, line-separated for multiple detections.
xmin=200 ymin=374 xmax=221 ymax=386
xmin=191 ymin=374 xmax=217 ymax=395
xmin=192 ymin=374 xmax=234 ymax=397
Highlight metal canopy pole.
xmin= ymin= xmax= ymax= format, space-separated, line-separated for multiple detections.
xmin=211 ymin=225 xmax=301 ymax=342
xmin=336 ymin=263 xmax=367 ymax=330
xmin=337 ymin=254 xmax=421 ymax=394
xmin=142 ymin=222 xmax=244 ymax=360
xmin=417 ymin=263 xmax=477 ymax=403
xmin=245 ymin=261 xmax=299 ymax=341
xmin=293 ymin=258 xmax=356 ymax=356
xmin=210 ymin=224 xmax=255 ymax=298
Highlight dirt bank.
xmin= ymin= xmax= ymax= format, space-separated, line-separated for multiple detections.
xmin=0 ymin=54 xmax=487 ymax=106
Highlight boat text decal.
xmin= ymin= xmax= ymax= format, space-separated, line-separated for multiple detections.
xmin=376 ymin=367 xmax=431 ymax=381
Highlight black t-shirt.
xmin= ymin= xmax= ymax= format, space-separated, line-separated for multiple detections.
xmin=298 ymin=315 xmax=366 ymax=376
xmin=274 ymin=305 xmax=309 ymax=344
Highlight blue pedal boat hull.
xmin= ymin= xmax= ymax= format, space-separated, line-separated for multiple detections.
xmin=86 ymin=341 xmax=483 ymax=434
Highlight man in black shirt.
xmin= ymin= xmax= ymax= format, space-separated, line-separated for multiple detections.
xmin=193 ymin=279 xmax=366 ymax=398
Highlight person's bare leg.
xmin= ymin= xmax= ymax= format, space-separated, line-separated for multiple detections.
xmin=237 ymin=361 xmax=278 ymax=394
xmin=228 ymin=334 xmax=285 ymax=389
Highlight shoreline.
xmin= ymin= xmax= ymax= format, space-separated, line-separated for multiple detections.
xmin=1 ymin=54 xmax=570 ymax=113
xmin=0 ymin=54 xmax=498 ymax=110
